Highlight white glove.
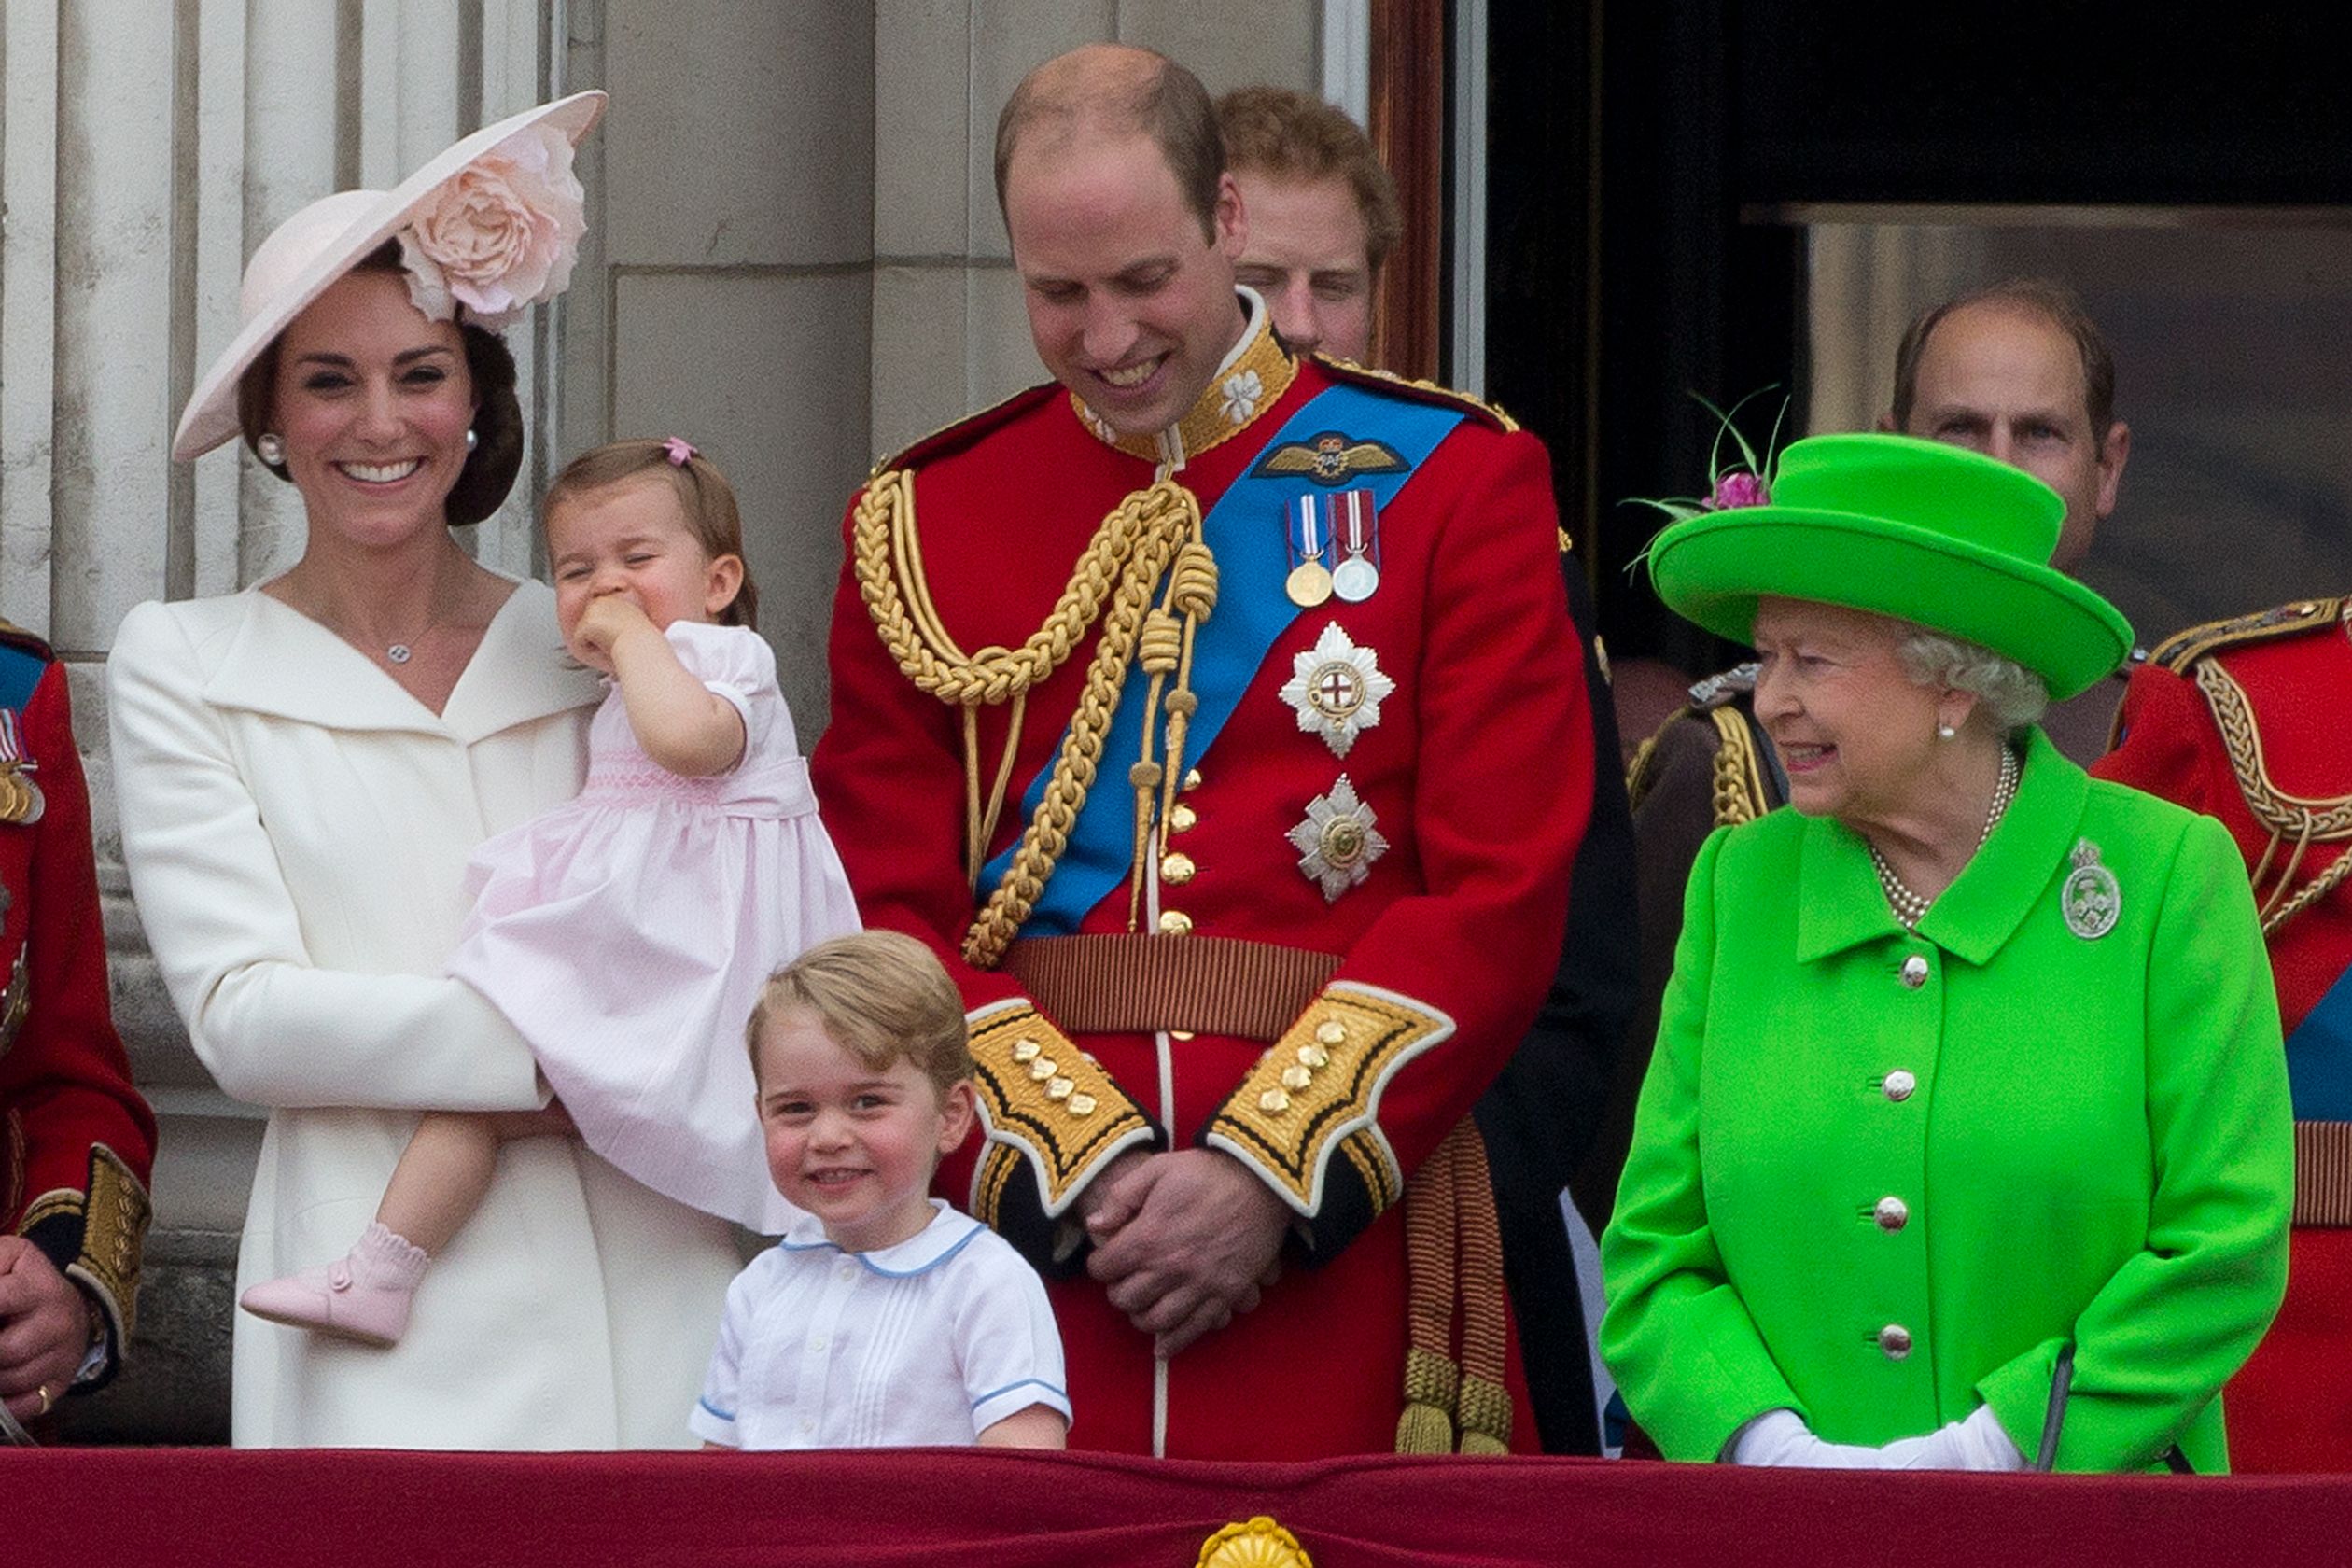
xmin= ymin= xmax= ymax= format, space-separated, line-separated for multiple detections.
xmin=1730 ymin=1406 xmax=2027 ymax=1470
xmin=1879 ymin=1405 xmax=2028 ymax=1472
xmin=1728 ymin=1407 xmax=1893 ymax=1468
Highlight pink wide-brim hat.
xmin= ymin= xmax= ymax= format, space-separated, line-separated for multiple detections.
xmin=172 ymin=90 xmax=605 ymax=462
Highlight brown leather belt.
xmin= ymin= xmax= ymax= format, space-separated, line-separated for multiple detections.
xmin=2295 ymin=1120 xmax=2352 ymax=1226
xmin=1002 ymin=934 xmax=1339 ymax=1043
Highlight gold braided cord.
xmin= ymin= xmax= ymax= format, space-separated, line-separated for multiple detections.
xmin=1451 ymin=1121 xmax=1512 ymax=1454
xmin=852 ymin=468 xmax=1207 ymax=969
xmin=1395 ymin=1127 xmax=1462 ymax=1454
xmin=2191 ymin=657 xmax=2352 ymax=937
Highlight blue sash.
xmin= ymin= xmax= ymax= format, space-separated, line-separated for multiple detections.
xmin=981 ymin=383 xmax=1465 ymax=936
xmin=2287 ymin=957 xmax=2352 ymax=1121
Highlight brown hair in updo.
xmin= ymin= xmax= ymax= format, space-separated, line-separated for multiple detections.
xmin=234 ymin=241 xmax=525 ymax=528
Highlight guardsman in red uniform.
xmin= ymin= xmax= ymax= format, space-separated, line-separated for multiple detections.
xmin=2095 ymin=596 xmax=2352 ymax=1472
xmin=810 ymin=44 xmax=1589 ymax=1459
xmin=0 ymin=620 xmax=155 ymax=1438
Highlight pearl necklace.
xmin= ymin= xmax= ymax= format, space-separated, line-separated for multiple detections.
xmin=1869 ymin=744 xmax=2021 ymax=931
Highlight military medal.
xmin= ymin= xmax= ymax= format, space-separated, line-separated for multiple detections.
xmin=2063 ymin=838 xmax=2121 ymax=940
xmin=1288 ymin=774 xmax=1390 ymax=903
xmin=1284 ymin=495 xmax=1334 ymax=607
xmin=1280 ymin=623 xmax=1395 ymax=758
xmin=1329 ymin=489 xmax=1382 ymax=603
xmin=0 ymin=711 xmax=42 ymax=827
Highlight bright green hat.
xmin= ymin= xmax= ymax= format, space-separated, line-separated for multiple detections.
xmin=1645 ymin=432 xmax=2133 ymax=701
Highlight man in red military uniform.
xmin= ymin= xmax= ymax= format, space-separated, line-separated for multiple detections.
xmin=810 ymin=44 xmax=1589 ymax=1459
xmin=2096 ymin=598 xmax=2352 ymax=1472
xmin=0 ymin=620 xmax=155 ymax=1438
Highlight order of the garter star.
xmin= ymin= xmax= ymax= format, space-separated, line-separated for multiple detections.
xmin=1280 ymin=623 xmax=1395 ymax=759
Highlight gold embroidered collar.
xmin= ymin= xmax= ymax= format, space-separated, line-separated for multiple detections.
xmin=1070 ymin=290 xmax=1297 ymax=468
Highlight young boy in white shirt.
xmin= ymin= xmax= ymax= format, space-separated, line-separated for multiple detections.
xmin=693 ymin=931 xmax=1070 ymax=1449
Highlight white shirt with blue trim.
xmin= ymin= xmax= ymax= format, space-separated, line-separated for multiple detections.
xmin=690 ymin=1199 xmax=1069 ymax=1449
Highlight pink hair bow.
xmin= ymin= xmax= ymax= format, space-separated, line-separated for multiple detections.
xmin=662 ymin=436 xmax=696 ymax=466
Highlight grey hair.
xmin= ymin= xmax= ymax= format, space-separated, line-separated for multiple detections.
xmin=1894 ymin=627 xmax=2048 ymax=734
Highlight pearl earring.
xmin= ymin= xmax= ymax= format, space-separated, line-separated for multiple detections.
xmin=256 ymin=431 xmax=286 ymax=466
xmin=464 ymin=427 xmax=479 ymax=454
xmin=1937 ymin=722 xmax=1957 ymax=739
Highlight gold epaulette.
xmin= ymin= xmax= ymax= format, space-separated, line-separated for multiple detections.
xmin=2148 ymin=596 xmax=2345 ymax=674
xmin=870 ymin=382 xmax=1062 ymax=478
xmin=1309 ymin=354 xmax=1519 ymax=433
xmin=964 ymin=1001 xmax=1155 ymax=1220
xmin=1204 ymin=982 xmax=1454 ymax=1217
xmin=0 ymin=618 xmax=49 ymax=661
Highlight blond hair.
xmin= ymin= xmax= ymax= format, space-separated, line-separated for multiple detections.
xmin=746 ymin=931 xmax=972 ymax=1098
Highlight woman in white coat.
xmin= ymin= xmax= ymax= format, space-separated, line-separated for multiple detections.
xmin=107 ymin=93 xmax=741 ymax=1448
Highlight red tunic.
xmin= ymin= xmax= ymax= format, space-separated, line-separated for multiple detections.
xmin=811 ymin=332 xmax=1590 ymax=1458
xmin=1 ymin=630 xmax=157 ymax=1384
xmin=2095 ymin=597 xmax=2352 ymax=1472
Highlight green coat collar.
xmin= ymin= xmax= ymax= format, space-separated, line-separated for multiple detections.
xmin=1795 ymin=727 xmax=2086 ymax=966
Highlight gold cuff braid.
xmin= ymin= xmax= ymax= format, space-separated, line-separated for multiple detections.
xmin=1204 ymin=983 xmax=1455 ymax=1215
xmin=20 ymin=1143 xmax=150 ymax=1342
xmin=967 ymin=1002 xmax=1154 ymax=1217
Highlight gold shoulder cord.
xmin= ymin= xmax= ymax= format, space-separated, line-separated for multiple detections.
xmin=2194 ymin=657 xmax=2352 ymax=936
xmin=852 ymin=469 xmax=1217 ymax=969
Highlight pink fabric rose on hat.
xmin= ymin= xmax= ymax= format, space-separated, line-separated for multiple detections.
xmin=397 ymin=120 xmax=587 ymax=332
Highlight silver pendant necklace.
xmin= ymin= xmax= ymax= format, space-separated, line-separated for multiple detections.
xmin=1869 ymin=744 xmax=2021 ymax=931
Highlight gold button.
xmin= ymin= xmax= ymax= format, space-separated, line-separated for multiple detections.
xmin=1873 ymin=1196 xmax=1910 ymax=1232
xmin=1169 ymin=1029 xmax=1195 ymax=1041
xmin=1297 ymin=1044 xmax=1330 ymax=1069
xmin=1160 ymin=851 xmax=1197 ymax=885
xmin=1259 ymin=1087 xmax=1290 ymax=1113
xmin=1883 ymin=1070 xmax=1916 ymax=1102
xmin=1158 ymin=910 xmax=1194 ymax=936
xmin=1878 ymin=1323 xmax=1913 ymax=1360
xmin=1045 ymin=1077 xmax=1074 ymax=1100
xmin=1067 ymin=1092 xmax=1097 ymax=1116
xmin=1169 ymin=804 xmax=1198 ymax=833
xmin=1029 ymin=1057 xmax=1057 ymax=1082
xmin=1315 ymin=1019 xmax=1347 ymax=1046
xmin=1012 ymin=1038 xmax=1041 ymax=1063
xmin=1281 ymin=1065 xmax=1313 ymax=1090
xmin=1899 ymin=955 xmax=1929 ymax=989
xmin=1184 ymin=768 xmax=1203 ymax=791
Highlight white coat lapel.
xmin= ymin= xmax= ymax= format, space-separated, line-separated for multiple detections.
xmin=203 ymin=580 xmax=600 ymax=741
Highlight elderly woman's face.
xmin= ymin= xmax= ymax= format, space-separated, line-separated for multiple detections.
xmin=269 ymin=268 xmax=475 ymax=551
xmin=1751 ymin=597 xmax=1947 ymax=826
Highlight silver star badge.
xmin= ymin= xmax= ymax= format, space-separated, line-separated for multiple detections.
xmin=1279 ymin=623 xmax=1396 ymax=759
xmin=1288 ymin=774 xmax=1390 ymax=903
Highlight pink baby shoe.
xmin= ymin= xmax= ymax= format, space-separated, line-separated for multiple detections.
xmin=239 ymin=1223 xmax=430 ymax=1346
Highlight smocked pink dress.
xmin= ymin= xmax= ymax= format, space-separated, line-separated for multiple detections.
xmin=448 ymin=621 xmax=859 ymax=1233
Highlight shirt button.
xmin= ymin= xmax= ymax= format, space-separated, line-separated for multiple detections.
xmin=1878 ymin=1323 xmax=1913 ymax=1360
xmin=801 ymin=1418 xmax=816 ymax=1435
xmin=1873 ymin=1196 xmax=1910 ymax=1232
xmin=1899 ymin=954 xmax=1929 ymax=988
xmin=836 ymin=1262 xmax=856 ymax=1281
xmin=1883 ymin=1070 xmax=1916 ymax=1102
xmin=808 ymin=1336 xmax=828 ymax=1352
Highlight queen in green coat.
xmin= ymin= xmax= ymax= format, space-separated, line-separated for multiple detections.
xmin=1600 ymin=434 xmax=2292 ymax=1473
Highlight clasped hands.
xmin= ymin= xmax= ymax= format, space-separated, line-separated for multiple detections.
xmin=1730 ymin=1406 xmax=2027 ymax=1471
xmin=1079 ymin=1148 xmax=1291 ymax=1360
xmin=0 ymin=1236 xmax=94 ymax=1427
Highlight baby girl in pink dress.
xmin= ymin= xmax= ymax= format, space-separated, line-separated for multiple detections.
xmin=242 ymin=438 xmax=860 ymax=1344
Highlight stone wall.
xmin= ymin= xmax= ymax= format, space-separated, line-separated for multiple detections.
xmin=1 ymin=0 xmax=1321 ymax=1443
